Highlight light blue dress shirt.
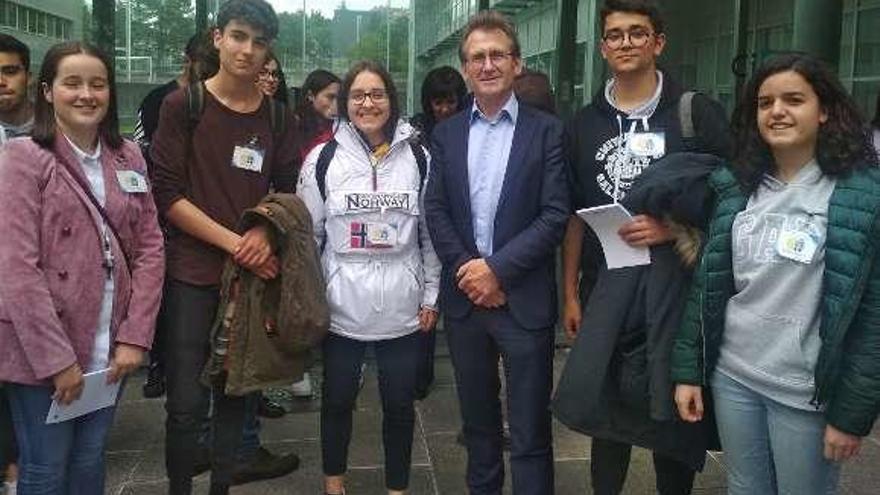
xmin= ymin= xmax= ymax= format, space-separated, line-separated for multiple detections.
xmin=468 ymin=93 xmax=519 ymax=256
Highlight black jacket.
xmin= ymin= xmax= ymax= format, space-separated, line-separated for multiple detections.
xmin=555 ymin=71 xmax=730 ymax=469
xmin=554 ymin=153 xmax=725 ymax=470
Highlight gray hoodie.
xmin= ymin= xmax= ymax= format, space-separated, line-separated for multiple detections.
xmin=716 ymin=160 xmax=834 ymax=410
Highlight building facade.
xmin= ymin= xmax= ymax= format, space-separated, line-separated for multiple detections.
xmin=411 ymin=0 xmax=880 ymax=120
xmin=0 ymin=0 xmax=80 ymax=69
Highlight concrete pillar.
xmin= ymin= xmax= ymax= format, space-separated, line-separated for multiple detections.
xmin=555 ymin=0 xmax=578 ymax=118
xmin=791 ymin=0 xmax=842 ymax=67
xmin=196 ymin=0 xmax=209 ymax=33
xmin=93 ymin=0 xmax=114 ymax=63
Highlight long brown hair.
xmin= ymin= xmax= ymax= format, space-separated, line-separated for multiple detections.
xmin=32 ymin=41 xmax=122 ymax=150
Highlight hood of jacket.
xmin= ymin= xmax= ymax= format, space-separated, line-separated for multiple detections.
xmin=334 ymin=118 xmax=418 ymax=158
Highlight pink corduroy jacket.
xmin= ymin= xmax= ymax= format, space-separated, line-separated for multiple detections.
xmin=0 ymin=134 xmax=165 ymax=385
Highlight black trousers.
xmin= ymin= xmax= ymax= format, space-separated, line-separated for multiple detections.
xmin=320 ymin=331 xmax=420 ymax=491
xmin=0 ymin=386 xmax=16 ymax=478
xmin=162 ymin=280 xmax=253 ymax=494
xmin=590 ymin=437 xmax=696 ymax=495
xmin=414 ymin=329 xmax=436 ymax=399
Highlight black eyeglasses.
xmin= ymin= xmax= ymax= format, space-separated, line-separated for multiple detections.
xmin=602 ymin=29 xmax=654 ymax=49
xmin=350 ymin=89 xmax=388 ymax=105
xmin=259 ymin=69 xmax=280 ymax=80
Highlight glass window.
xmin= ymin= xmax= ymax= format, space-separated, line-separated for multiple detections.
xmin=855 ymin=8 xmax=880 ymax=78
xmin=853 ymin=81 xmax=880 ymax=119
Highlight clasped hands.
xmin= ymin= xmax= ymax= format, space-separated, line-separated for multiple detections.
xmin=233 ymin=224 xmax=279 ymax=279
xmin=457 ymin=258 xmax=506 ymax=309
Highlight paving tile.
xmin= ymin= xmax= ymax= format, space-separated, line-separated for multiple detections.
xmin=105 ymin=450 xmax=142 ymax=492
xmin=415 ymin=386 xmax=462 ymax=435
xmin=840 ymin=435 xmax=880 ymax=495
xmin=106 ymin=356 xmax=880 ymax=495
xmin=258 ymin=409 xmax=320 ymax=442
xmin=343 ymin=402 xmax=430 ymax=468
xmin=553 ymin=419 xmax=590 ymax=460
xmin=106 ymin=400 xmax=165 ymax=452
xmin=554 ymin=458 xmax=590 ymax=494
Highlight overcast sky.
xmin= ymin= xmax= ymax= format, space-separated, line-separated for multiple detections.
xmin=267 ymin=0 xmax=410 ymax=18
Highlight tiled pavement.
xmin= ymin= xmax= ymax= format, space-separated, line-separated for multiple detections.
xmin=106 ymin=347 xmax=880 ymax=494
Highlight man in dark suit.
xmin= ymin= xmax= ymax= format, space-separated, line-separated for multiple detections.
xmin=424 ymin=10 xmax=570 ymax=495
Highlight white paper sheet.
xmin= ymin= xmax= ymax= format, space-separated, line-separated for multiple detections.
xmin=45 ymin=368 xmax=121 ymax=424
xmin=576 ymin=204 xmax=651 ymax=269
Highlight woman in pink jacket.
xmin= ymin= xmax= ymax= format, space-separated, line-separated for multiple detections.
xmin=0 ymin=42 xmax=164 ymax=494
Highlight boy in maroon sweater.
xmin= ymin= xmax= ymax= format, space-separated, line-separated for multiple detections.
xmin=150 ymin=1 xmax=299 ymax=493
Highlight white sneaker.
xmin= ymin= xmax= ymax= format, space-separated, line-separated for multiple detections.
xmin=3 ymin=481 xmax=16 ymax=495
xmin=290 ymin=372 xmax=313 ymax=398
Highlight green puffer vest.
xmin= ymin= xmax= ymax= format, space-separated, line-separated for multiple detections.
xmin=671 ymin=164 xmax=880 ymax=436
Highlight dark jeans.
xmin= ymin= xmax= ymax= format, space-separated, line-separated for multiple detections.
xmin=162 ymin=279 xmax=259 ymax=493
xmin=446 ymin=310 xmax=555 ymax=495
xmin=414 ymin=329 xmax=436 ymax=399
xmin=7 ymin=384 xmax=117 ymax=495
xmin=590 ymin=437 xmax=696 ymax=495
xmin=147 ymin=296 xmax=167 ymax=376
xmin=0 ymin=386 xmax=17 ymax=478
xmin=321 ymin=331 xmax=420 ymax=491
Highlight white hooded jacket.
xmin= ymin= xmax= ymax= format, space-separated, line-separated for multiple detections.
xmin=297 ymin=119 xmax=440 ymax=341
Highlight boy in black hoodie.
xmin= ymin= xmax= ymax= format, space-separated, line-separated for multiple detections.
xmin=561 ymin=1 xmax=728 ymax=494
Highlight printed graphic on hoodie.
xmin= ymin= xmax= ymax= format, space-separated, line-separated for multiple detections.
xmin=733 ymin=212 xmax=822 ymax=265
xmin=594 ymin=133 xmax=656 ymax=201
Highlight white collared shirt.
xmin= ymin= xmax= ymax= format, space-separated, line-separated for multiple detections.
xmin=64 ymin=134 xmax=114 ymax=372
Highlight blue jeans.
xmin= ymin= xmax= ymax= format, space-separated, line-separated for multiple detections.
xmin=711 ymin=371 xmax=840 ymax=495
xmin=6 ymin=383 xmax=117 ymax=495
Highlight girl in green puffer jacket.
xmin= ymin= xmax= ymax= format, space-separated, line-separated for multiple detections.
xmin=671 ymin=53 xmax=880 ymax=495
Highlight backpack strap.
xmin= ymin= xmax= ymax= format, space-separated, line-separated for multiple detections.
xmin=185 ymin=81 xmax=206 ymax=131
xmin=679 ymin=91 xmax=696 ymax=140
xmin=316 ymin=139 xmax=339 ymax=202
xmin=316 ymin=139 xmax=428 ymax=202
xmin=409 ymin=141 xmax=428 ymax=193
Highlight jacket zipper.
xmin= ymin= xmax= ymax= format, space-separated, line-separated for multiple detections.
xmin=699 ymin=260 xmax=708 ymax=385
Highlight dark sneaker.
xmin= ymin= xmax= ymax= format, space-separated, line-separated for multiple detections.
xmin=256 ymin=394 xmax=286 ymax=419
xmin=142 ymin=364 xmax=165 ymax=399
xmin=231 ymin=447 xmax=300 ymax=485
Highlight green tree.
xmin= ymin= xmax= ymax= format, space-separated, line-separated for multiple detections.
xmin=347 ymin=8 xmax=409 ymax=75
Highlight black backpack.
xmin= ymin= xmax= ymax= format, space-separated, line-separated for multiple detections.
xmin=315 ymin=139 xmax=428 ymax=201
xmin=185 ymin=81 xmax=287 ymax=138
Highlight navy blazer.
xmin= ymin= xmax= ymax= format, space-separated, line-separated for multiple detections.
xmin=424 ymin=103 xmax=570 ymax=330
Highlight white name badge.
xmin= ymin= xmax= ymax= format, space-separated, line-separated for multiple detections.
xmin=116 ymin=170 xmax=149 ymax=193
xmin=777 ymin=229 xmax=818 ymax=264
xmin=627 ymin=131 xmax=666 ymax=158
xmin=231 ymin=145 xmax=265 ymax=173
xmin=367 ymin=222 xmax=398 ymax=248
